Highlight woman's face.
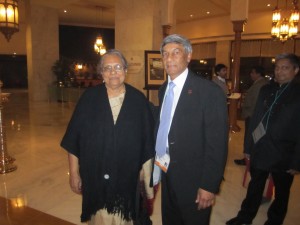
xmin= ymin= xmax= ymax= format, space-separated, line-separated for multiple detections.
xmin=101 ymin=54 xmax=126 ymax=89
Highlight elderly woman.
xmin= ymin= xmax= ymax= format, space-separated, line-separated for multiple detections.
xmin=61 ymin=49 xmax=154 ymax=225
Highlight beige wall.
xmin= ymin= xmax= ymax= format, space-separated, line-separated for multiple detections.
xmin=115 ymin=0 xmax=163 ymax=104
xmin=176 ymin=11 xmax=271 ymax=43
xmin=0 ymin=23 xmax=27 ymax=55
xmin=26 ymin=3 xmax=59 ymax=101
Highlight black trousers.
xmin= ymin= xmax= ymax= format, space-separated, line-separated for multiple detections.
xmin=237 ymin=167 xmax=294 ymax=225
xmin=243 ymin=117 xmax=251 ymax=151
xmin=161 ymin=172 xmax=211 ymax=225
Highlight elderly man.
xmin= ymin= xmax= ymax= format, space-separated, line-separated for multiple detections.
xmin=154 ymin=34 xmax=228 ymax=225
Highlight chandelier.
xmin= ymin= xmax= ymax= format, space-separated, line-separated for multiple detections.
xmin=94 ymin=6 xmax=106 ymax=55
xmin=0 ymin=0 xmax=19 ymax=42
xmin=271 ymin=0 xmax=299 ymax=42
xmin=94 ymin=35 xmax=106 ymax=55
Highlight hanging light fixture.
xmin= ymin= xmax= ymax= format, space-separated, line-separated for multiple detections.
xmin=0 ymin=0 xmax=19 ymax=42
xmin=271 ymin=0 xmax=299 ymax=42
xmin=94 ymin=35 xmax=106 ymax=55
xmin=94 ymin=6 xmax=106 ymax=55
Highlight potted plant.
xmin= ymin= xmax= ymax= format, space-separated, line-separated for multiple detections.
xmin=51 ymin=58 xmax=74 ymax=87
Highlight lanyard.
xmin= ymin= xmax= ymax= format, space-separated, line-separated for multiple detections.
xmin=261 ymin=82 xmax=290 ymax=131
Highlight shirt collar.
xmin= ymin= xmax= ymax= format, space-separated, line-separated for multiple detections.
xmin=167 ymin=68 xmax=188 ymax=90
xmin=217 ymin=76 xmax=226 ymax=83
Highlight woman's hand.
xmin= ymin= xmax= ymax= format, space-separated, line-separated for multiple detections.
xmin=68 ymin=153 xmax=82 ymax=194
xmin=69 ymin=172 xmax=82 ymax=194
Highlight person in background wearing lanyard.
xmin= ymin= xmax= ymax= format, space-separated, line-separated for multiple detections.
xmin=226 ymin=53 xmax=300 ymax=225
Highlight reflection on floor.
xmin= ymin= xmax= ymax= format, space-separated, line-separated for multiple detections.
xmin=0 ymin=196 xmax=75 ymax=225
xmin=0 ymin=89 xmax=299 ymax=225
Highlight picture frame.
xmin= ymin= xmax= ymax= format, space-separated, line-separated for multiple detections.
xmin=144 ymin=50 xmax=167 ymax=89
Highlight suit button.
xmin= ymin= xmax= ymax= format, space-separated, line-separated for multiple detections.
xmin=104 ymin=174 xmax=110 ymax=179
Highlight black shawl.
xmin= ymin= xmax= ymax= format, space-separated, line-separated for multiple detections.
xmin=61 ymin=83 xmax=154 ymax=222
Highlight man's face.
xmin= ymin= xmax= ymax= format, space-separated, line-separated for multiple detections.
xmin=218 ymin=68 xmax=227 ymax=79
xmin=275 ymin=59 xmax=299 ymax=84
xmin=250 ymin=69 xmax=258 ymax=81
xmin=161 ymin=43 xmax=192 ymax=80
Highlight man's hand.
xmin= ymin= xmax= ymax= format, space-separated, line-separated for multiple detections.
xmin=195 ymin=188 xmax=215 ymax=210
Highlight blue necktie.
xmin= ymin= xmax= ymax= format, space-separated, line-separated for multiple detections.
xmin=156 ymin=82 xmax=175 ymax=157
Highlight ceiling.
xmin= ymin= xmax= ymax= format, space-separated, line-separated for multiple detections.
xmin=29 ymin=0 xmax=283 ymax=28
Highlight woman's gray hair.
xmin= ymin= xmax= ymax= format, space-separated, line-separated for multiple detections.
xmin=97 ymin=49 xmax=128 ymax=74
xmin=275 ymin=53 xmax=300 ymax=69
xmin=160 ymin=34 xmax=192 ymax=54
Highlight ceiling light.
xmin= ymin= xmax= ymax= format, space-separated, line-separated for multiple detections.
xmin=271 ymin=0 xmax=299 ymax=42
xmin=94 ymin=6 xmax=106 ymax=55
xmin=94 ymin=35 xmax=106 ymax=55
xmin=0 ymin=0 xmax=19 ymax=42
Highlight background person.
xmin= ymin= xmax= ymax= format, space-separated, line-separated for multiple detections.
xmin=226 ymin=53 xmax=300 ymax=225
xmin=154 ymin=34 xmax=228 ymax=225
xmin=61 ymin=49 xmax=154 ymax=225
xmin=212 ymin=63 xmax=230 ymax=96
xmin=234 ymin=66 xmax=269 ymax=166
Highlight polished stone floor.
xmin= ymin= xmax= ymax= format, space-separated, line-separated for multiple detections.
xmin=0 ymin=89 xmax=299 ymax=225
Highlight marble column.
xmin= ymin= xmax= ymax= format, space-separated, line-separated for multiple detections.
xmin=25 ymin=1 xmax=59 ymax=102
xmin=229 ymin=0 xmax=248 ymax=132
xmin=115 ymin=0 xmax=165 ymax=105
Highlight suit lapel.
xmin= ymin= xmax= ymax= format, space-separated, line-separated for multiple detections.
xmin=171 ymin=73 xmax=194 ymax=129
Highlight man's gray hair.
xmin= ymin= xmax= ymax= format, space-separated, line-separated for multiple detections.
xmin=275 ymin=53 xmax=300 ymax=69
xmin=160 ymin=34 xmax=192 ymax=54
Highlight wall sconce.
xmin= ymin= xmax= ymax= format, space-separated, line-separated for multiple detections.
xmin=0 ymin=0 xmax=19 ymax=42
xmin=76 ymin=63 xmax=83 ymax=70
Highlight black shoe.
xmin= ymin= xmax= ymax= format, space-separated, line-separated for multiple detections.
xmin=226 ymin=217 xmax=252 ymax=225
xmin=264 ymin=221 xmax=282 ymax=225
xmin=234 ymin=158 xmax=246 ymax=166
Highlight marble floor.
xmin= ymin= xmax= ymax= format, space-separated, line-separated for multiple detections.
xmin=0 ymin=89 xmax=299 ymax=225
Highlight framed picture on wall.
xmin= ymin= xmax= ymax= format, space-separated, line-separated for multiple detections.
xmin=144 ymin=50 xmax=166 ymax=88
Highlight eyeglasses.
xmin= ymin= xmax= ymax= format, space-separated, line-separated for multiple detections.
xmin=102 ymin=64 xmax=125 ymax=73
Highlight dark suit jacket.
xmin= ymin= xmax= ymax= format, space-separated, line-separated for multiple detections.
xmin=156 ymin=70 xmax=228 ymax=205
xmin=245 ymin=79 xmax=300 ymax=172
